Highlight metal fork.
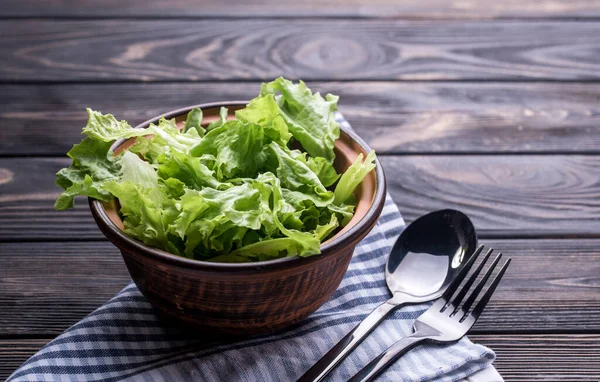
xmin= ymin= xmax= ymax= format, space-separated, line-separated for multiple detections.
xmin=348 ymin=246 xmax=511 ymax=382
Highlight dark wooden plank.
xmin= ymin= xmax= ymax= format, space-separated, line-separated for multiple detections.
xmin=0 ymin=242 xmax=129 ymax=336
xmin=0 ymin=158 xmax=101 ymax=240
xmin=1 ymin=238 xmax=599 ymax=336
xmin=381 ymin=155 xmax=600 ymax=238
xmin=0 ymin=339 xmax=48 ymax=381
xmin=1 ymin=335 xmax=599 ymax=381
xmin=2 ymin=0 xmax=600 ymax=19
xmin=2 ymin=156 xmax=600 ymax=240
xmin=3 ymin=82 xmax=600 ymax=156
xmin=2 ymin=20 xmax=600 ymax=82
xmin=471 ymin=334 xmax=600 ymax=381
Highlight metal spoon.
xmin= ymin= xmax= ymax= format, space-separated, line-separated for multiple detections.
xmin=297 ymin=209 xmax=478 ymax=382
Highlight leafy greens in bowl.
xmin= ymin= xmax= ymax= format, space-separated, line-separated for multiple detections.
xmin=55 ymin=78 xmax=376 ymax=263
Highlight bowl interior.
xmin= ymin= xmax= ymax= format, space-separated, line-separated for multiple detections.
xmin=102 ymin=104 xmax=377 ymax=257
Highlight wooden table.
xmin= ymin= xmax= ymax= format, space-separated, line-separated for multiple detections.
xmin=1 ymin=1 xmax=600 ymax=380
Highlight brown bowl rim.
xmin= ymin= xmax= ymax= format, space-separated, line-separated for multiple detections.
xmin=89 ymin=101 xmax=386 ymax=271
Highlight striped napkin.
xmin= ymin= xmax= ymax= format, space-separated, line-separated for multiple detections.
xmin=8 ymin=115 xmax=497 ymax=382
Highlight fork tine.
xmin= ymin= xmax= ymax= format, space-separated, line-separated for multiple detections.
xmin=467 ymin=258 xmax=511 ymax=320
xmin=439 ymin=244 xmax=484 ymax=311
xmin=459 ymin=253 xmax=503 ymax=316
xmin=450 ymin=247 xmax=493 ymax=315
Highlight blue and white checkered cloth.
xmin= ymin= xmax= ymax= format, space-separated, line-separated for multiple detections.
xmin=8 ymin=115 xmax=496 ymax=382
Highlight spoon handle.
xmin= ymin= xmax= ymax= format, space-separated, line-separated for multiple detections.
xmin=296 ymin=299 xmax=399 ymax=382
xmin=347 ymin=333 xmax=427 ymax=382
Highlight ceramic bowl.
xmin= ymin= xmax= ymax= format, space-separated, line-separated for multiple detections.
xmin=89 ymin=102 xmax=386 ymax=335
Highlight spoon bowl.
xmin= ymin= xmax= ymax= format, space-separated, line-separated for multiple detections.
xmin=387 ymin=209 xmax=477 ymax=302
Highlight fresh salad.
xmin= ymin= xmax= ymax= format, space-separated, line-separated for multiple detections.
xmin=55 ymin=78 xmax=376 ymax=262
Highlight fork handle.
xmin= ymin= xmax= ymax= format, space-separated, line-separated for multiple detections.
xmin=296 ymin=299 xmax=399 ymax=382
xmin=347 ymin=333 xmax=428 ymax=382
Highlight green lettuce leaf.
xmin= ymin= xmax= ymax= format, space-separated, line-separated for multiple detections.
xmin=183 ymin=107 xmax=205 ymax=136
xmin=82 ymin=108 xmax=148 ymax=142
xmin=104 ymin=180 xmax=181 ymax=256
xmin=54 ymin=78 xmax=377 ymax=263
xmin=334 ymin=150 xmax=377 ymax=205
xmin=55 ymin=109 xmax=159 ymax=210
xmin=118 ymin=151 xmax=158 ymax=188
xmin=189 ymin=120 xmax=265 ymax=180
xmin=169 ymin=189 xmax=209 ymax=241
xmin=260 ymin=77 xmax=340 ymax=161
xmin=315 ymin=214 xmax=339 ymax=241
xmin=236 ymin=95 xmax=292 ymax=144
xmin=327 ymin=202 xmax=356 ymax=226
xmin=157 ymin=149 xmax=226 ymax=191
xmin=104 ymin=152 xmax=182 ymax=255
xmin=131 ymin=117 xmax=201 ymax=161
xmin=206 ymin=107 xmax=228 ymax=132
xmin=54 ymin=138 xmax=119 ymax=210
xmin=176 ymin=181 xmax=272 ymax=258
xmin=307 ymin=156 xmax=340 ymax=187
xmin=266 ymin=142 xmax=334 ymax=207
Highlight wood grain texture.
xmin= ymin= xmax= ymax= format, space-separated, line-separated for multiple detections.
xmin=3 ymin=82 xmax=600 ymax=156
xmin=2 ymin=0 xmax=600 ymax=19
xmin=1 ymin=239 xmax=599 ymax=336
xmin=0 ymin=242 xmax=129 ymax=336
xmin=2 ymin=156 xmax=600 ymax=240
xmin=0 ymin=158 xmax=101 ymax=240
xmin=1 ymin=335 xmax=599 ymax=382
xmin=381 ymin=155 xmax=600 ymax=238
xmin=471 ymin=334 xmax=600 ymax=381
xmin=2 ymin=20 xmax=600 ymax=82
xmin=0 ymin=339 xmax=48 ymax=381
